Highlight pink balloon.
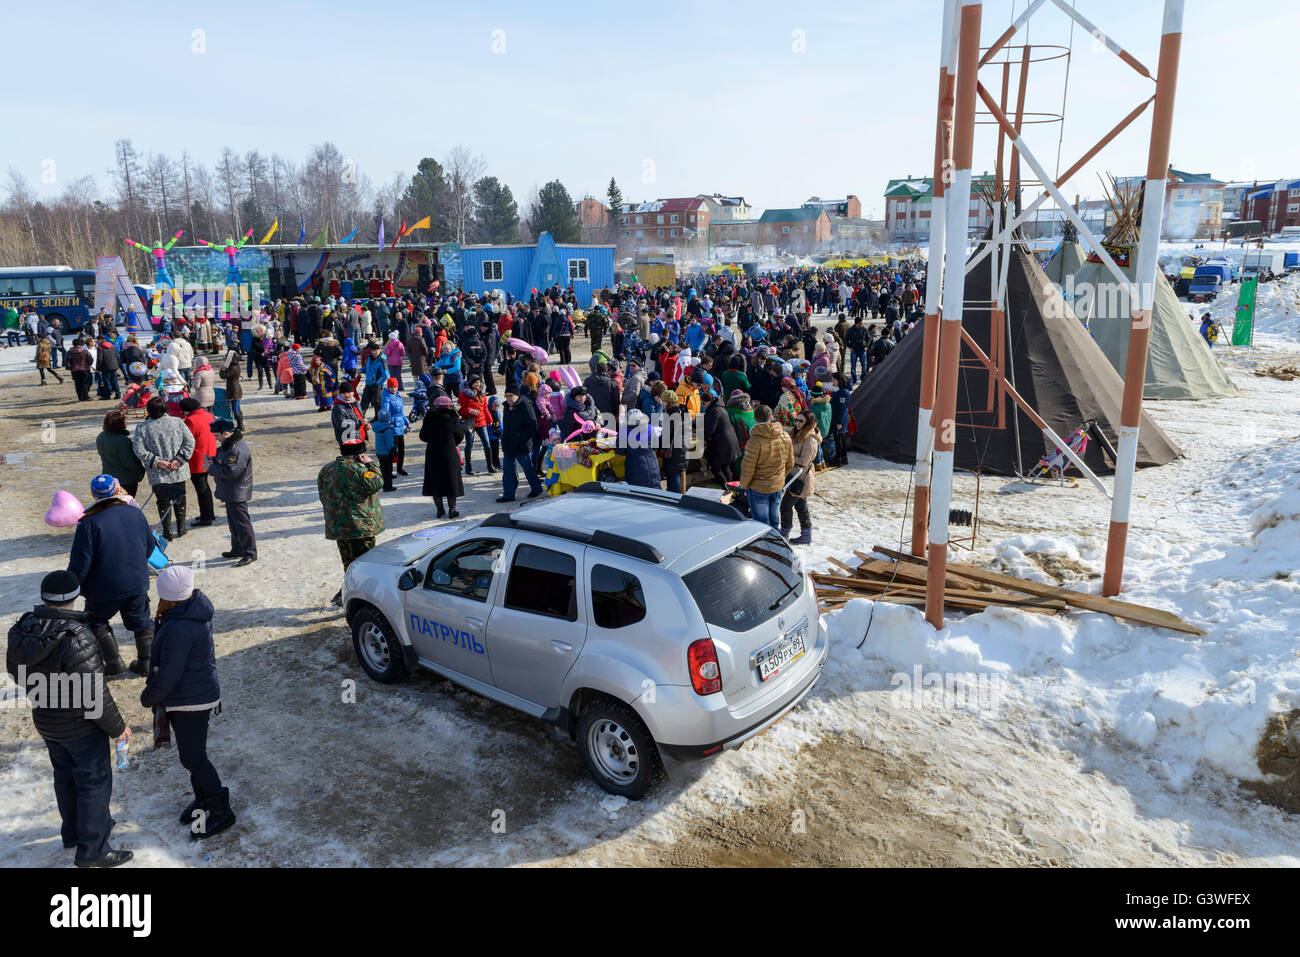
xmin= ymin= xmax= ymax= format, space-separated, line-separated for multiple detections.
xmin=45 ymin=490 xmax=85 ymax=528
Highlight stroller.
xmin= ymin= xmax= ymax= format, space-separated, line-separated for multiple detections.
xmin=409 ymin=373 xmax=432 ymax=423
xmin=119 ymin=380 xmax=155 ymax=419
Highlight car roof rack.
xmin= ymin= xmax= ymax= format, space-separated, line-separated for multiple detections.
xmin=572 ymin=481 xmax=744 ymax=521
xmin=480 ymin=511 xmax=664 ymax=564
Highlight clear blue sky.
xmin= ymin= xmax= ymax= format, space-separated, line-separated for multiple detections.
xmin=8 ymin=0 xmax=1297 ymax=217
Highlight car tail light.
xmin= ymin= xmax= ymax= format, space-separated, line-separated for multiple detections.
xmin=688 ymin=639 xmax=722 ymax=696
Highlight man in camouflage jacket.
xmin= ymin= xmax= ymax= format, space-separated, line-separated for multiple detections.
xmin=318 ymin=440 xmax=385 ymax=607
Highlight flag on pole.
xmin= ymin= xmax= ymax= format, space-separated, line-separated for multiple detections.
xmin=310 ymin=226 xmax=329 ymax=249
xmin=297 ymin=217 xmax=306 ymax=245
xmin=390 ymin=219 xmax=408 ymax=250
xmin=405 ymin=215 xmax=431 ymax=234
xmin=259 ymin=219 xmax=279 ymax=245
xmin=1232 ymin=276 xmax=1258 ymax=346
xmin=339 ymin=224 xmax=358 ymax=244
xmin=377 ymin=216 xmax=384 ymax=252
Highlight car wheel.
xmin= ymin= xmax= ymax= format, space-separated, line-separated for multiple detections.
xmin=351 ymin=607 xmax=408 ymax=683
xmin=576 ymin=698 xmax=664 ymax=799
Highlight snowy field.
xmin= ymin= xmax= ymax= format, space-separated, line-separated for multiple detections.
xmin=1 ymin=278 xmax=1297 ymax=867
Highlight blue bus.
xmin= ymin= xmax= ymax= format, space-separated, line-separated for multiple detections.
xmin=0 ymin=266 xmax=98 ymax=332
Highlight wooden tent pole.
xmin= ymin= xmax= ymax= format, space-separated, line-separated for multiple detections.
xmin=1103 ymin=0 xmax=1184 ymax=596
xmin=912 ymin=0 xmax=959 ymax=558
xmin=927 ymin=0 xmax=983 ymax=629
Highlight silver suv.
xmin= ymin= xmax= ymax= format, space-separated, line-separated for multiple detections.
xmin=341 ymin=483 xmax=828 ymax=797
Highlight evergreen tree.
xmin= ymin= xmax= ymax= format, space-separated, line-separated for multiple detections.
xmin=472 ymin=176 xmax=519 ymax=244
xmin=402 ymin=157 xmax=450 ymax=238
xmin=606 ymin=177 xmax=623 ymax=216
xmin=528 ymin=180 xmax=580 ymax=243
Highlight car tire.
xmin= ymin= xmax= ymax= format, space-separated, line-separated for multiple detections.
xmin=576 ymin=697 xmax=664 ymax=799
xmin=351 ymin=607 xmax=408 ymax=684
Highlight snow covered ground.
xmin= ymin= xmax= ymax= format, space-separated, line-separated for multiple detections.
xmin=0 ymin=295 xmax=1297 ymax=866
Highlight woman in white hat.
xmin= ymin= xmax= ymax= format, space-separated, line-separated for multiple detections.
xmin=140 ymin=564 xmax=235 ymax=840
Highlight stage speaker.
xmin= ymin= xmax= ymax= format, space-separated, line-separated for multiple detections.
xmin=417 ymin=263 xmax=431 ymax=288
xmin=435 ymin=264 xmax=446 ymax=282
xmin=280 ymin=269 xmax=297 ymax=298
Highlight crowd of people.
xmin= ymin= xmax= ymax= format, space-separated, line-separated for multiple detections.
xmin=6 ymin=258 xmax=927 ymax=866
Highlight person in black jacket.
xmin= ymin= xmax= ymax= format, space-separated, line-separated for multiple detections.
xmin=67 ymin=474 xmax=157 ymax=676
xmin=701 ymin=390 xmax=740 ymax=485
xmin=419 ymin=396 xmax=466 ymax=518
xmin=6 ymin=570 xmax=133 ymax=867
xmin=141 ymin=564 xmax=233 ymax=840
xmin=497 ymin=389 xmax=544 ymax=503
xmin=583 ymin=364 xmax=620 ymax=418
xmin=205 ymin=420 xmax=256 ymax=567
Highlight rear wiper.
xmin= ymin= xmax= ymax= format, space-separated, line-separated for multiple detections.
xmin=768 ymin=579 xmax=800 ymax=610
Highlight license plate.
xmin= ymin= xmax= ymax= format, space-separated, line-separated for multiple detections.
xmin=755 ymin=627 xmax=807 ymax=682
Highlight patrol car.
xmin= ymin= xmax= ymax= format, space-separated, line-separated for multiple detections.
xmin=342 ymin=482 xmax=828 ymax=797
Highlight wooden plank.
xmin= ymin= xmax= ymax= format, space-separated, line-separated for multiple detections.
xmin=870 ymin=544 xmax=1206 ymax=636
xmin=814 ymin=573 xmax=1066 ymax=614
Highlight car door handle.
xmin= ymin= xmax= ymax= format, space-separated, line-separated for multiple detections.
xmin=466 ymin=617 xmax=485 ymax=629
xmin=550 ymin=640 xmax=573 ymax=654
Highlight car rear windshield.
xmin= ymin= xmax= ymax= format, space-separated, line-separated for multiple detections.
xmin=683 ymin=532 xmax=802 ymax=631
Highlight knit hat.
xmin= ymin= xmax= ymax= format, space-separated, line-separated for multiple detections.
xmin=728 ymin=389 xmax=748 ymax=401
xmin=292 ymin=343 xmax=302 ymax=351
xmin=90 ymin=474 xmax=118 ymax=500
xmin=386 ymin=377 xmax=399 ymax=389
xmin=388 ymin=331 xmax=399 ymax=339
xmin=433 ymin=396 xmax=456 ymax=410
xmin=210 ymin=419 xmax=237 ymax=433
xmin=156 ymin=564 xmax=194 ymax=602
xmin=41 ymin=570 xmax=81 ymax=604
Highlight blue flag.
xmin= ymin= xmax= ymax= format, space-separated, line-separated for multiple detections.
xmin=297 ymin=216 xmax=306 ymax=245
xmin=339 ymin=224 xmax=358 ymax=244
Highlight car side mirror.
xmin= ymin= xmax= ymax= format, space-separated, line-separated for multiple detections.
xmin=398 ymin=568 xmax=421 ymax=591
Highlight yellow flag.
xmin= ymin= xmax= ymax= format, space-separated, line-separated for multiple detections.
xmin=405 ymin=215 xmax=431 ymax=233
xmin=259 ymin=219 xmax=279 ymax=244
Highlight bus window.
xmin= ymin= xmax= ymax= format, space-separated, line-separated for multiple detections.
xmin=1 ymin=277 xmax=30 ymax=296
xmin=52 ymin=275 xmax=76 ymax=294
xmin=30 ymin=276 xmax=53 ymax=295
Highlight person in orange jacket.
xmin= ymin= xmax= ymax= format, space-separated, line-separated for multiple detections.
xmin=179 ymin=397 xmax=218 ymax=527
xmin=457 ymin=374 xmax=495 ymax=475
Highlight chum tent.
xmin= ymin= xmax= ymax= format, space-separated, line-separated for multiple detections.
xmin=1051 ymin=240 xmax=1238 ymax=401
xmin=848 ymin=244 xmax=1181 ymax=476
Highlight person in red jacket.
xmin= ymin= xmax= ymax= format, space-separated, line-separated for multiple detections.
xmin=457 ymin=374 xmax=495 ymax=475
xmin=180 ymin=397 xmax=217 ymax=527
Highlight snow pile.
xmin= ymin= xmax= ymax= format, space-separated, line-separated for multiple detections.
xmin=818 ymin=436 xmax=1300 ymax=799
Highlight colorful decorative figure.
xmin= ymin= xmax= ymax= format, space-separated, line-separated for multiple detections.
xmin=124 ymin=230 xmax=184 ymax=288
xmin=197 ymin=229 xmax=255 ymax=286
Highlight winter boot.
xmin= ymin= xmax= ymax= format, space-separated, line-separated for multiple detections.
xmin=161 ymin=514 xmax=174 ymax=542
xmin=95 ymin=625 xmax=127 ymax=677
xmin=779 ymin=526 xmax=792 ymax=540
xmin=174 ymin=500 xmax=187 ymax=537
xmin=128 ymin=629 xmax=153 ymax=677
xmin=792 ymin=527 xmax=812 ymax=546
xmin=234 ymin=411 xmax=245 ymax=433
xmin=179 ymin=779 xmax=205 ymax=825
xmin=191 ymin=787 xmax=236 ymax=840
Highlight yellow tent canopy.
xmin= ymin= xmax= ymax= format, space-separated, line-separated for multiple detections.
xmin=705 ymin=263 xmax=744 ymax=275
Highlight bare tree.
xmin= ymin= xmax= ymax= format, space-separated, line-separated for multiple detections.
xmin=216 ymin=147 xmax=243 ymax=233
xmin=112 ymin=138 xmax=143 ymax=240
xmin=444 ymin=145 xmax=487 ymax=245
xmin=5 ymin=167 xmax=41 ymax=260
xmin=179 ymin=151 xmax=197 ymax=237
